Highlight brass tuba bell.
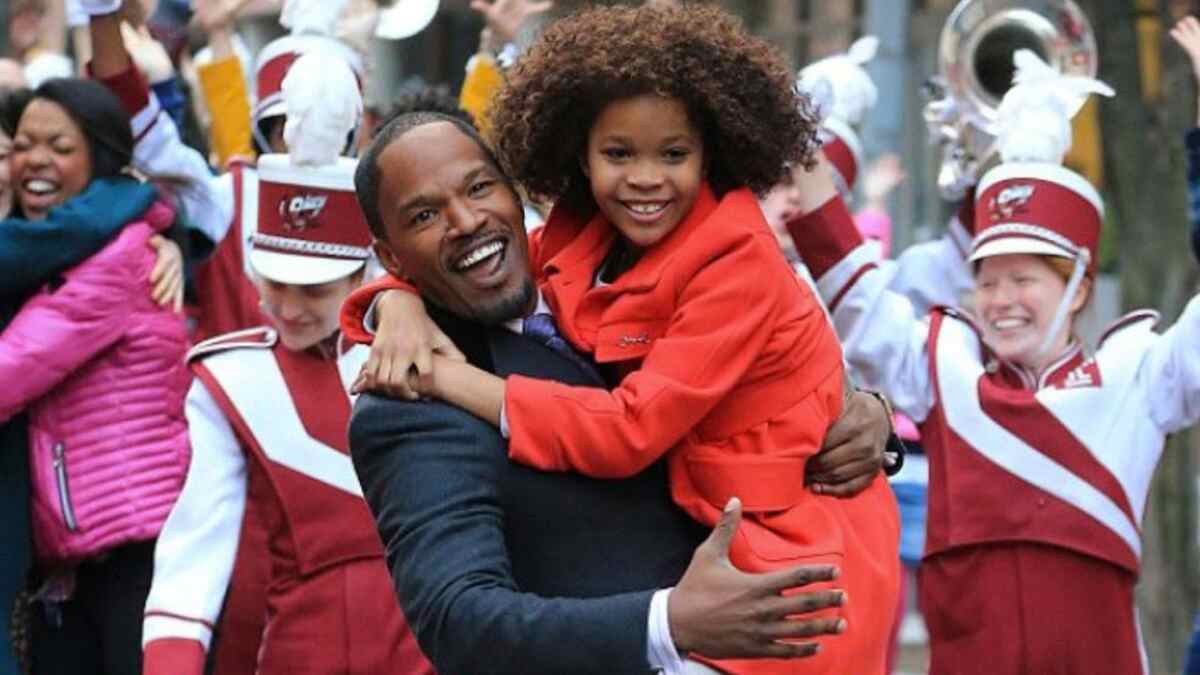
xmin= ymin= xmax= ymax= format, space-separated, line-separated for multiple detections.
xmin=925 ymin=0 xmax=1098 ymax=200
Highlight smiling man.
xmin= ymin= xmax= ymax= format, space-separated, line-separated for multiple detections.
xmin=346 ymin=111 xmax=900 ymax=674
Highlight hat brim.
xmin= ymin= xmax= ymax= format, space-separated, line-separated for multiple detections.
xmin=968 ymin=236 xmax=1075 ymax=265
xmin=376 ymin=0 xmax=440 ymax=40
xmin=249 ymin=249 xmax=366 ymax=286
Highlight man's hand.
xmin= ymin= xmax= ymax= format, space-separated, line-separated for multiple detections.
xmin=806 ymin=390 xmax=889 ymax=497
xmin=352 ymin=290 xmax=465 ymax=400
xmin=668 ymin=498 xmax=846 ymax=660
xmin=468 ymin=0 xmax=554 ymax=45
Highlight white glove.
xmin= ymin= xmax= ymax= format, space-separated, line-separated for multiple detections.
xmin=78 ymin=0 xmax=123 ymax=16
xmin=280 ymin=0 xmax=351 ymax=37
xmin=65 ymin=0 xmax=90 ymax=28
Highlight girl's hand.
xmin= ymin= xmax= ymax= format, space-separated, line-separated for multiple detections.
xmin=1171 ymin=17 xmax=1200 ymax=81
xmin=147 ymin=235 xmax=184 ymax=312
xmin=352 ymin=290 xmax=466 ymax=400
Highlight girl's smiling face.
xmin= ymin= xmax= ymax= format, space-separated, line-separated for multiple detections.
xmin=974 ymin=253 xmax=1088 ymax=370
xmin=583 ymin=95 xmax=704 ymax=249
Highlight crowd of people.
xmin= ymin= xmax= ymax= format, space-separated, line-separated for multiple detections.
xmin=0 ymin=0 xmax=1198 ymax=674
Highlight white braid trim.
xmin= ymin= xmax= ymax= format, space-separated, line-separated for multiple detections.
xmin=250 ymin=233 xmax=370 ymax=260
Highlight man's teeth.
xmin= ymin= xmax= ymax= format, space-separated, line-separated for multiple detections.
xmin=24 ymin=179 xmax=56 ymax=195
xmin=627 ymin=202 xmax=667 ymax=215
xmin=456 ymin=241 xmax=504 ymax=270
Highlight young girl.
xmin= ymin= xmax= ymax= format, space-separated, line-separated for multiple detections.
xmin=785 ymin=52 xmax=1186 ymax=674
xmin=356 ymin=5 xmax=899 ymax=673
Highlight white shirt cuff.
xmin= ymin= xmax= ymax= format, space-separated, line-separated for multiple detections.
xmin=647 ymin=588 xmax=687 ymax=674
xmin=499 ymin=398 xmax=510 ymax=438
xmin=362 ymin=294 xmax=382 ymax=336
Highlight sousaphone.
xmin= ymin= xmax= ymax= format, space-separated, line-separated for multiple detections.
xmin=925 ymin=0 xmax=1098 ymax=199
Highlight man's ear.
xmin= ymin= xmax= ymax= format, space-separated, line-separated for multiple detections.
xmin=578 ymin=153 xmax=590 ymax=178
xmin=372 ymin=239 xmax=405 ymax=278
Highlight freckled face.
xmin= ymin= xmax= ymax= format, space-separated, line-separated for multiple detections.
xmin=974 ymin=253 xmax=1086 ymax=369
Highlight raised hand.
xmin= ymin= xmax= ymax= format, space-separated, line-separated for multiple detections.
xmin=468 ymin=0 xmax=554 ymax=45
xmin=1172 ymin=16 xmax=1200 ymax=81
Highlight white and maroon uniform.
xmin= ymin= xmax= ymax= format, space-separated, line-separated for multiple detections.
xmin=142 ymin=327 xmax=432 ymax=675
xmin=794 ymin=196 xmax=1200 ymax=675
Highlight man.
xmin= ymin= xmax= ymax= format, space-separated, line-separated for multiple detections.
xmin=348 ymin=111 xmax=896 ymax=674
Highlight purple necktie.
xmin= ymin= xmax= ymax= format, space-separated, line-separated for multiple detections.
xmin=521 ymin=313 xmax=604 ymax=384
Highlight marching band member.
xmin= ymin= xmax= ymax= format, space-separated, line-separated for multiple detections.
xmin=786 ymin=50 xmax=1196 ymax=674
xmin=140 ymin=53 xmax=432 ymax=675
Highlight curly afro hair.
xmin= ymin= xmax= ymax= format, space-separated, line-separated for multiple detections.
xmin=489 ymin=3 xmax=819 ymax=215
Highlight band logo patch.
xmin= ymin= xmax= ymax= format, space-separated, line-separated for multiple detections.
xmin=279 ymin=193 xmax=328 ymax=231
xmin=990 ymin=184 xmax=1036 ymax=221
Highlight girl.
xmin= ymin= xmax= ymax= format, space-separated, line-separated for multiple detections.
xmin=784 ymin=52 xmax=1183 ymax=673
xmin=358 ymin=5 xmax=900 ymax=674
xmin=0 ymin=78 xmax=190 ymax=675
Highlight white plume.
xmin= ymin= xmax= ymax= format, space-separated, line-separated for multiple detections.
xmin=797 ymin=36 xmax=880 ymax=127
xmin=281 ymin=50 xmax=362 ymax=167
xmin=280 ymin=0 xmax=352 ymax=36
xmin=996 ymin=49 xmax=1114 ymax=164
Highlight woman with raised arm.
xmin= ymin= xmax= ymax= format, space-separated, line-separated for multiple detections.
xmin=785 ymin=51 xmax=1193 ymax=674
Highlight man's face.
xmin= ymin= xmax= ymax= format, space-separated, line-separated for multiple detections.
xmin=373 ymin=122 xmax=534 ymax=325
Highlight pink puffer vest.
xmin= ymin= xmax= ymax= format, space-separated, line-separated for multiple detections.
xmin=0 ymin=202 xmax=191 ymax=565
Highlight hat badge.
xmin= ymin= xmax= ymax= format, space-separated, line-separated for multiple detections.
xmin=989 ymin=183 xmax=1036 ymax=221
xmin=278 ymin=192 xmax=328 ymax=231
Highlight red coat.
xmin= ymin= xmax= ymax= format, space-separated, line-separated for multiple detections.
xmin=341 ymin=186 xmax=900 ymax=674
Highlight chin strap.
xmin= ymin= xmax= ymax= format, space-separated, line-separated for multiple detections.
xmin=1035 ymin=248 xmax=1090 ymax=360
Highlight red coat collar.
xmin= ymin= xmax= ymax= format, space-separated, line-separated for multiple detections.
xmin=537 ymin=183 xmax=722 ymax=290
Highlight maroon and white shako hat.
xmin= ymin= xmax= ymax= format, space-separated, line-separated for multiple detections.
xmin=969 ymin=49 xmax=1113 ymax=274
xmin=252 ymin=35 xmax=364 ymax=147
xmin=249 ymin=153 xmax=371 ymax=285
xmin=820 ymin=117 xmax=863 ymax=198
xmin=970 ymin=161 xmax=1102 ymax=274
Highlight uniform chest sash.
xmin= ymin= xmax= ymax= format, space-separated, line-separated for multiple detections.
xmin=931 ymin=314 xmax=1142 ymax=563
xmin=202 ymin=345 xmax=368 ymax=497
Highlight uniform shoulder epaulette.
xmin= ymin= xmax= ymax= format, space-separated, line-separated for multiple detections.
xmin=187 ymin=326 xmax=278 ymax=363
xmin=1097 ymin=309 xmax=1161 ymax=349
xmin=932 ymin=304 xmax=980 ymax=330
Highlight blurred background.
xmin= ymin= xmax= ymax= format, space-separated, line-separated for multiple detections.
xmin=1 ymin=0 xmax=1197 ymax=672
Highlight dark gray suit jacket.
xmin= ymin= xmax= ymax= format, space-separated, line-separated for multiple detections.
xmin=349 ymin=310 xmax=706 ymax=675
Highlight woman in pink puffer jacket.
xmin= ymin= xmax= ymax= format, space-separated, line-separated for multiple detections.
xmin=0 ymin=78 xmax=189 ymax=675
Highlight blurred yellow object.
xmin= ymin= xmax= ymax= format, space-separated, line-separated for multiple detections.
xmin=459 ymin=54 xmax=503 ymax=142
xmin=198 ymin=55 xmax=255 ymax=166
xmin=1065 ymin=96 xmax=1104 ymax=187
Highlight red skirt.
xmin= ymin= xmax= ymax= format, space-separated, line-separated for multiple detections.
xmin=920 ymin=541 xmax=1146 ymax=675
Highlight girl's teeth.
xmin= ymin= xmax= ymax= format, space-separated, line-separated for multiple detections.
xmin=629 ymin=203 xmax=666 ymax=215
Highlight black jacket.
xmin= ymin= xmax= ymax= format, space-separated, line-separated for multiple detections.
xmin=349 ymin=308 xmax=706 ymax=675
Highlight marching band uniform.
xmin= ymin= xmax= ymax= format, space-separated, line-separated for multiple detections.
xmin=786 ymin=56 xmax=1198 ymax=674
xmin=141 ymin=67 xmax=432 ymax=674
